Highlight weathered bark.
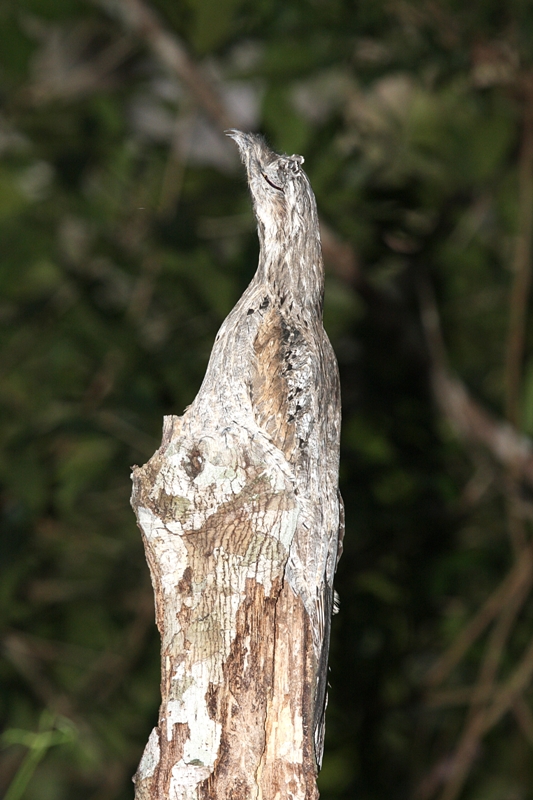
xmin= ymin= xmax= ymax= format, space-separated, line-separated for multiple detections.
xmin=131 ymin=132 xmax=342 ymax=800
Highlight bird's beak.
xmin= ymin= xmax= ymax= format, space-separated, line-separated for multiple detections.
xmin=225 ymin=129 xmax=252 ymax=158
xmin=225 ymin=129 xmax=245 ymax=142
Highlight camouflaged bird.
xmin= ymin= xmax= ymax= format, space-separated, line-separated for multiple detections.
xmin=194 ymin=130 xmax=343 ymax=766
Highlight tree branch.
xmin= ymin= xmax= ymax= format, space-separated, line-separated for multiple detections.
xmin=418 ymin=278 xmax=533 ymax=488
xmin=90 ymin=0 xmax=363 ymax=290
xmin=130 ymin=134 xmax=342 ymax=799
xmin=505 ymin=75 xmax=533 ymax=426
xmin=424 ymin=548 xmax=533 ymax=688
xmin=90 ymin=0 xmax=233 ymax=131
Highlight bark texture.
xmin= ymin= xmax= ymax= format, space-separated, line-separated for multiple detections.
xmin=131 ymin=132 xmax=342 ymax=800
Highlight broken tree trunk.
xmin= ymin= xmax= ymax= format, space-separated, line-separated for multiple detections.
xmin=131 ymin=131 xmax=343 ymax=800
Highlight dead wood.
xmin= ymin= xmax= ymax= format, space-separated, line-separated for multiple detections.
xmin=130 ymin=132 xmax=342 ymax=799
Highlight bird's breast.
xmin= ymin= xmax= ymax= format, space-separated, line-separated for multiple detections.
xmin=251 ymin=304 xmax=321 ymax=464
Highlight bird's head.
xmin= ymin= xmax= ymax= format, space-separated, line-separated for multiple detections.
xmin=226 ymin=130 xmax=317 ymax=240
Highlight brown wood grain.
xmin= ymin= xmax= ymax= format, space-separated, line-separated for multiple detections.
xmin=131 ymin=132 xmax=342 ymax=799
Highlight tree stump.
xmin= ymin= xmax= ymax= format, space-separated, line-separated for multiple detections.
xmin=131 ymin=131 xmax=342 ymax=800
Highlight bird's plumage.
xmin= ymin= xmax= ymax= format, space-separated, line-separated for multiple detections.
xmin=194 ymin=131 xmax=342 ymax=765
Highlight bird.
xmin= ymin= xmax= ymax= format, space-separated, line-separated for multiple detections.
xmin=192 ymin=130 xmax=343 ymax=767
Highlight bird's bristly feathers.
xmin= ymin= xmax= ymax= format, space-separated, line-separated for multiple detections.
xmin=197 ymin=131 xmax=343 ymax=767
xmin=226 ymin=129 xmax=324 ymax=316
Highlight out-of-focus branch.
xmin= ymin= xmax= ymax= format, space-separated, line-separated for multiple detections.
xmin=424 ymin=548 xmax=533 ymax=688
xmin=512 ymin=695 xmax=533 ymax=747
xmin=436 ymin=629 xmax=533 ymax=800
xmin=462 ymin=84 xmax=533 ymax=800
xmin=503 ymin=77 xmax=533 ymax=554
xmin=482 ymin=631 xmax=533 ymax=731
xmin=418 ymin=274 xmax=533 ymax=800
xmin=467 ymin=563 xmax=532 ymax=704
xmin=72 ymin=3 xmax=533 ymax=476
xmin=77 ymin=586 xmax=154 ymax=702
xmin=437 ymin=561 xmax=533 ymax=800
xmin=418 ymin=279 xmax=533 ymax=488
xmin=2 ymin=634 xmax=75 ymax=718
xmin=505 ymin=76 xmax=533 ymax=427
xmin=90 ymin=0 xmax=363 ymax=287
xmin=95 ymin=0 xmax=533 ymax=530
xmin=26 ymin=19 xmax=134 ymax=103
xmin=89 ymin=0 xmax=233 ymax=131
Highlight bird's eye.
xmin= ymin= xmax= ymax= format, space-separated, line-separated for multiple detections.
xmin=261 ymin=172 xmax=284 ymax=192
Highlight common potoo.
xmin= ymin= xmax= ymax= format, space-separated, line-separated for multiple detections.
xmin=195 ymin=130 xmax=343 ymax=765
xmin=131 ymin=131 xmax=343 ymax=799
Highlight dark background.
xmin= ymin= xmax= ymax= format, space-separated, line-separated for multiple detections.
xmin=2 ymin=1 xmax=533 ymax=798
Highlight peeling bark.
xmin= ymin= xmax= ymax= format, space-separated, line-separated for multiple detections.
xmin=131 ymin=133 xmax=342 ymax=799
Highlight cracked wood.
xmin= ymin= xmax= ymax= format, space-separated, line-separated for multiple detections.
xmin=131 ymin=132 xmax=342 ymax=800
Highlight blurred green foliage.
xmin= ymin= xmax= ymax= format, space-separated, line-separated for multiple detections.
xmin=2 ymin=0 xmax=533 ymax=798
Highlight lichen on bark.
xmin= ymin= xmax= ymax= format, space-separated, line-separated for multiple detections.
xmin=131 ymin=132 xmax=342 ymax=799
